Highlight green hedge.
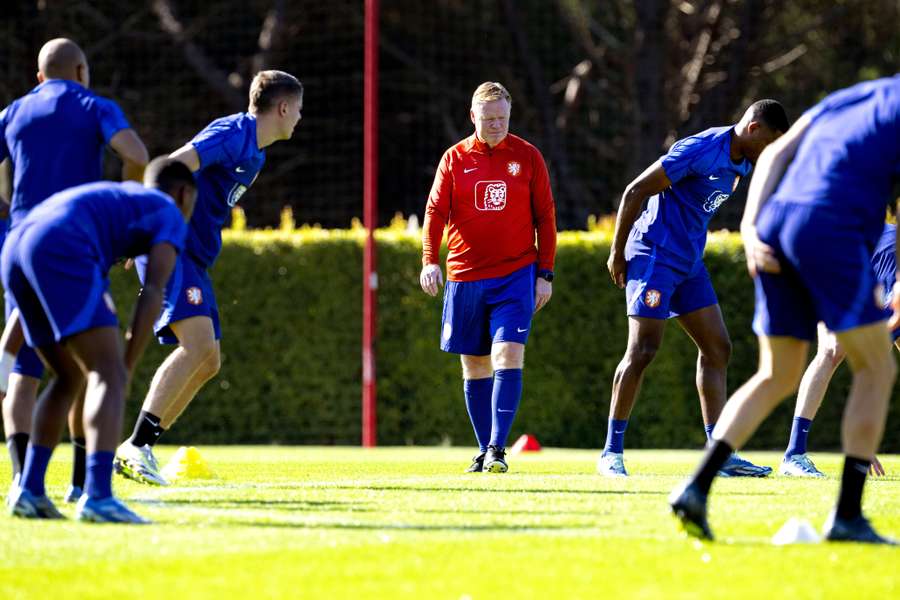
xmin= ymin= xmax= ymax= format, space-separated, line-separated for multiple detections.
xmin=107 ymin=227 xmax=900 ymax=451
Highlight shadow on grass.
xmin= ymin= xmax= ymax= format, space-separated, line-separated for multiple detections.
xmin=223 ymin=520 xmax=598 ymax=533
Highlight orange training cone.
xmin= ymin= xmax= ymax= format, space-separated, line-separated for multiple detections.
xmin=510 ymin=434 xmax=542 ymax=455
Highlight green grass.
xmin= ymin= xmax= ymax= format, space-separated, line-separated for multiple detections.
xmin=1 ymin=447 xmax=899 ymax=599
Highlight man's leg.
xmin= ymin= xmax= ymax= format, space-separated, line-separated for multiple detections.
xmin=3 ymin=374 xmax=39 ymax=484
xmin=9 ymin=344 xmax=83 ymax=519
xmin=781 ymin=323 xmax=843 ymax=477
xmin=677 ymin=304 xmax=771 ymax=477
xmin=599 ymin=316 xmax=665 ymax=476
xmin=670 ymin=335 xmax=808 ymax=539
xmin=823 ymin=322 xmax=896 ymax=543
xmin=66 ymin=389 xmax=87 ymax=500
xmin=461 ymin=354 xmax=492 ymax=471
xmin=483 ymin=341 xmax=524 ymax=473
xmin=64 ymin=326 xmax=148 ymax=524
xmin=117 ymin=316 xmax=218 ymax=485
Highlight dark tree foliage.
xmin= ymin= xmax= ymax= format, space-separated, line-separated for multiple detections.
xmin=1 ymin=0 xmax=897 ymax=229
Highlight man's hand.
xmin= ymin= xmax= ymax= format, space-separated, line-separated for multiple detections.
xmin=607 ymin=250 xmax=626 ymax=289
xmin=535 ymin=278 xmax=552 ymax=312
xmin=889 ymin=281 xmax=900 ymax=330
xmin=869 ymin=455 xmax=886 ymax=477
xmin=420 ymin=263 xmax=444 ymax=296
xmin=741 ymin=226 xmax=780 ymax=277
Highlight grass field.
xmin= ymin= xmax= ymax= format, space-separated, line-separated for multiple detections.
xmin=1 ymin=447 xmax=898 ymax=599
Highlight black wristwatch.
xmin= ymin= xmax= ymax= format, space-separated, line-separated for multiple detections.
xmin=538 ymin=269 xmax=554 ymax=283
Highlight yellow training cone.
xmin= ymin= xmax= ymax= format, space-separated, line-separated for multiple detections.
xmin=161 ymin=446 xmax=214 ymax=481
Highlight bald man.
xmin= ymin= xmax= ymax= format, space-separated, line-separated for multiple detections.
xmin=0 ymin=38 xmax=149 ymax=507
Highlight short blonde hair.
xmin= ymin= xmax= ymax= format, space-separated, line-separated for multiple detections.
xmin=249 ymin=70 xmax=303 ymax=114
xmin=472 ymin=82 xmax=511 ymax=107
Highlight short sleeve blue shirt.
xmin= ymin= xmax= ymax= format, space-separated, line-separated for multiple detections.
xmin=627 ymin=126 xmax=752 ymax=266
xmin=770 ymin=76 xmax=900 ymax=246
xmin=187 ymin=113 xmax=265 ymax=267
xmin=23 ymin=181 xmax=187 ymax=271
xmin=0 ymin=80 xmax=130 ymax=224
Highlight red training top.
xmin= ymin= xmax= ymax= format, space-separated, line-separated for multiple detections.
xmin=422 ymin=133 xmax=557 ymax=282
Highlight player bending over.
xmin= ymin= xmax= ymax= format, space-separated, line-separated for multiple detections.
xmin=5 ymin=158 xmax=195 ymax=523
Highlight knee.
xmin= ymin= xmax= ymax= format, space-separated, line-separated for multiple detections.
xmin=623 ymin=339 xmax=660 ymax=371
xmin=820 ymin=343 xmax=846 ymax=370
xmin=700 ymin=338 xmax=732 ymax=370
xmin=492 ymin=343 xmax=524 ymax=370
xmin=461 ymin=355 xmax=492 ymax=380
xmin=196 ymin=347 xmax=221 ymax=381
xmin=757 ymin=366 xmax=803 ymax=399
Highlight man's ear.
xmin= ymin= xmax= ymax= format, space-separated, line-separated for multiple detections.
xmin=746 ymin=120 xmax=761 ymax=134
xmin=36 ymin=71 xmax=44 ymax=83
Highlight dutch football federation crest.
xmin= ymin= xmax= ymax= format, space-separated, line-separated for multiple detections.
xmin=507 ymin=161 xmax=521 ymax=176
xmin=474 ymin=180 xmax=508 ymax=211
xmin=227 ymin=183 xmax=249 ymax=207
xmin=703 ymin=190 xmax=730 ymax=213
xmin=644 ymin=289 xmax=661 ymax=308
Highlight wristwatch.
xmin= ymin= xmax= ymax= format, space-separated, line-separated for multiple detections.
xmin=537 ymin=269 xmax=554 ymax=282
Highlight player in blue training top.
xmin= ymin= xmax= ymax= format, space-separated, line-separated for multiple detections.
xmin=779 ymin=223 xmax=898 ymax=478
xmin=671 ymin=76 xmax=900 ymax=544
xmin=115 ymin=70 xmax=303 ymax=485
xmin=5 ymin=158 xmax=195 ymax=523
xmin=601 ymin=100 xmax=789 ymax=477
xmin=0 ymin=38 xmax=148 ymax=504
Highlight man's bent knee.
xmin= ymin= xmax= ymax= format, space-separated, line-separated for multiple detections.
xmin=492 ymin=342 xmax=524 ymax=370
xmin=461 ymin=355 xmax=492 ymax=379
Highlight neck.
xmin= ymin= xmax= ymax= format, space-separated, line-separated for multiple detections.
xmin=729 ymin=127 xmax=746 ymax=162
xmin=254 ymin=113 xmax=279 ymax=149
xmin=477 ymin=133 xmax=505 ymax=149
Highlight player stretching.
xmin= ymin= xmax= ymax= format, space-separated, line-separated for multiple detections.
xmin=5 ymin=158 xmax=195 ymax=522
xmin=115 ymin=71 xmax=303 ymax=485
xmin=600 ymin=101 xmax=789 ymax=477
xmin=671 ymin=76 xmax=900 ymax=544
xmin=0 ymin=38 xmax=148 ymax=502
xmin=420 ymin=82 xmax=557 ymax=473
xmin=779 ymin=222 xmax=898 ymax=478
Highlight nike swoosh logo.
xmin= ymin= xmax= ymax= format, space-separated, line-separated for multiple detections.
xmin=708 ymin=175 xmax=720 ymax=180
xmin=801 ymin=429 xmax=809 ymax=433
xmin=517 ymin=327 xmax=528 ymax=333
xmin=236 ymin=167 xmax=246 ymax=173
xmin=464 ymin=167 xmax=477 ymax=173
xmin=497 ymin=409 xmax=515 ymax=413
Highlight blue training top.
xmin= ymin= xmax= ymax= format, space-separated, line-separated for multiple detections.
xmin=771 ymin=76 xmax=900 ymax=246
xmin=186 ymin=112 xmax=266 ymax=268
xmin=0 ymin=79 xmax=131 ymax=224
xmin=627 ymin=126 xmax=753 ymax=267
xmin=872 ymin=223 xmax=897 ymax=305
xmin=19 ymin=181 xmax=187 ymax=271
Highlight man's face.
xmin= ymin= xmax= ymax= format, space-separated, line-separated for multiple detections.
xmin=471 ymin=98 xmax=510 ymax=147
xmin=745 ymin=123 xmax=782 ymax=164
xmin=278 ymin=94 xmax=303 ymax=140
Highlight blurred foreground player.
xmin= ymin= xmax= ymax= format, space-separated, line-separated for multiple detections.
xmin=420 ymin=82 xmax=557 ymax=473
xmin=671 ymin=76 xmax=900 ymax=544
xmin=5 ymin=158 xmax=195 ymax=523
xmin=116 ymin=70 xmax=303 ymax=485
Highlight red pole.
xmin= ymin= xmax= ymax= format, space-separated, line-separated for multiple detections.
xmin=362 ymin=0 xmax=379 ymax=447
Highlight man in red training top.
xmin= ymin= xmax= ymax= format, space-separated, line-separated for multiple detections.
xmin=420 ymin=81 xmax=557 ymax=473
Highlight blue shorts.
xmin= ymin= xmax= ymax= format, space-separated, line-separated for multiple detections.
xmin=753 ymin=201 xmax=889 ymax=341
xmin=625 ymin=250 xmax=717 ymax=319
xmin=1 ymin=225 xmax=118 ymax=349
xmin=136 ymin=253 xmax=220 ymax=345
xmin=440 ymin=263 xmax=536 ymax=355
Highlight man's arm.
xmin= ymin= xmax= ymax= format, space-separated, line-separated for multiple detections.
xmin=420 ymin=152 xmax=452 ymax=296
xmin=607 ymin=161 xmax=672 ymax=288
xmin=890 ymin=198 xmax=900 ymax=330
xmin=108 ymin=129 xmax=150 ymax=182
xmin=169 ymin=143 xmax=201 ymax=173
xmin=0 ymin=159 xmax=10 ymax=218
xmin=123 ymin=243 xmax=177 ymax=376
xmin=741 ymin=113 xmax=813 ymax=277
xmin=531 ymin=150 xmax=556 ymax=311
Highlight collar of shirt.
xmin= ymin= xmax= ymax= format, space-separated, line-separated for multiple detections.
xmin=465 ymin=133 xmax=511 ymax=154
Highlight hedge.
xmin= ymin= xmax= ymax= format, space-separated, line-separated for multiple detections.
xmin=106 ymin=224 xmax=900 ymax=451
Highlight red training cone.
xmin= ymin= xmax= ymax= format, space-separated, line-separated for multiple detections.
xmin=510 ymin=434 xmax=542 ymax=455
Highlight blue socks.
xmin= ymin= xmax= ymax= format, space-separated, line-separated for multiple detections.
xmin=464 ymin=377 xmax=493 ymax=453
xmin=21 ymin=444 xmax=53 ymax=496
xmin=85 ymin=451 xmax=115 ymax=500
xmin=489 ymin=369 xmax=523 ymax=448
xmin=603 ymin=418 xmax=628 ymax=455
xmin=785 ymin=416 xmax=813 ymax=457
xmin=705 ymin=423 xmax=716 ymax=442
